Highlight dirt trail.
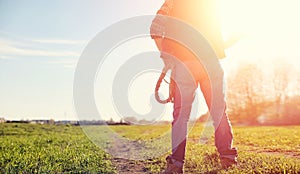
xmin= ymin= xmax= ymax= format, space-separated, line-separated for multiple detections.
xmin=247 ymin=149 xmax=300 ymax=160
xmin=111 ymin=150 xmax=300 ymax=174
xmin=112 ymin=158 xmax=150 ymax=174
xmin=107 ymin=135 xmax=166 ymax=173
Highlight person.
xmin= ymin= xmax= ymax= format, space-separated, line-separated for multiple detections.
xmin=150 ymin=0 xmax=238 ymax=173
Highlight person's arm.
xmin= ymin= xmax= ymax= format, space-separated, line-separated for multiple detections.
xmin=150 ymin=0 xmax=173 ymax=50
xmin=150 ymin=0 xmax=175 ymax=71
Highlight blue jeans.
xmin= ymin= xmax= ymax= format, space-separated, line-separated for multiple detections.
xmin=168 ymin=58 xmax=237 ymax=166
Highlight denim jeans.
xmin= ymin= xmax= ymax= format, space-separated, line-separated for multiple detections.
xmin=168 ymin=57 xmax=237 ymax=166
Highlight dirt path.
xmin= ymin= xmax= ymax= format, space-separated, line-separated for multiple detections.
xmin=111 ymin=150 xmax=300 ymax=174
xmin=246 ymin=149 xmax=300 ymax=160
xmin=107 ymin=135 xmax=166 ymax=173
xmin=111 ymin=158 xmax=151 ymax=174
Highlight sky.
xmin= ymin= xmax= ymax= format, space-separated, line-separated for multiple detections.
xmin=0 ymin=0 xmax=163 ymax=121
xmin=0 ymin=0 xmax=299 ymax=121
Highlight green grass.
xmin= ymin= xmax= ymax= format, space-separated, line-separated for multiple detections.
xmin=0 ymin=124 xmax=115 ymax=173
xmin=1 ymin=123 xmax=300 ymax=173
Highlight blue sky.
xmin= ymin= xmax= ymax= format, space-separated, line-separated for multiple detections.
xmin=1 ymin=0 xmax=300 ymax=121
xmin=0 ymin=0 xmax=163 ymax=120
xmin=0 ymin=0 xmax=162 ymax=39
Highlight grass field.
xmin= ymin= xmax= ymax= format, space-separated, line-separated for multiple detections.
xmin=1 ymin=123 xmax=300 ymax=173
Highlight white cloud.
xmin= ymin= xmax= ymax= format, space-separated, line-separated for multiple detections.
xmin=47 ymin=59 xmax=78 ymax=69
xmin=0 ymin=55 xmax=14 ymax=60
xmin=33 ymin=39 xmax=87 ymax=45
xmin=0 ymin=38 xmax=81 ymax=58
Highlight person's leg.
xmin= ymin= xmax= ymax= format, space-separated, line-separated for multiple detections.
xmin=198 ymin=61 xmax=238 ymax=161
xmin=169 ymin=60 xmax=198 ymax=167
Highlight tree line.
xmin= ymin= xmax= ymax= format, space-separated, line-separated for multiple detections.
xmin=226 ymin=60 xmax=300 ymax=125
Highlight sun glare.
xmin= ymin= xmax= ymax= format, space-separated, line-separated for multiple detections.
xmin=217 ymin=0 xmax=300 ymax=39
xmin=216 ymin=0 xmax=300 ymax=67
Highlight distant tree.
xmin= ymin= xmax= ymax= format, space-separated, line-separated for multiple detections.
xmin=283 ymin=96 xmax=300 ymax=125
xmin=108 ymin=118 xmax=114 ymax=124
xmin=272 ymin=60 xmax=291 ymax=118
xmin=296 ymin=72 xmax=300 ymax=96
xmin=49 ymin=119 xmax=55 ymax=125
xmin=138 ymin=119 xmax=153 ymax=125
xmin=124 ymin=116 xmax=138 ymax=124
xmin=227 ymin=63 xmax=266 ymax=124
xmin=227 ymin=60 xmax=300 ymax=125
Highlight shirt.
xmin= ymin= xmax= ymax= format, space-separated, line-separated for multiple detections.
xmin=160 ymin=0 xmax=226 ymax=60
